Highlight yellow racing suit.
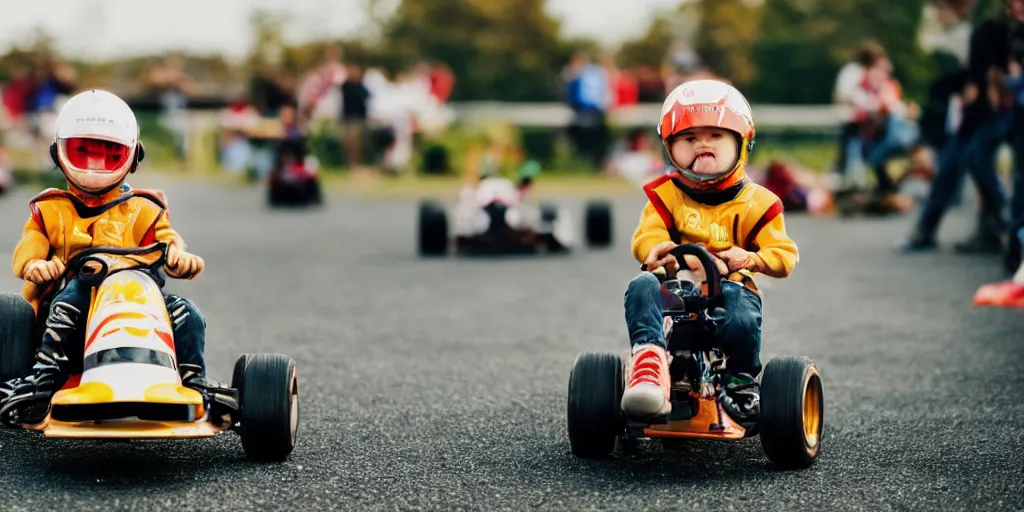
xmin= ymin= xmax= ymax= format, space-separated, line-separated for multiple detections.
xmin=631 ymin=169 xmax=799 ymax=293
xmin=11 ymin=187 xmax=184 ymax=314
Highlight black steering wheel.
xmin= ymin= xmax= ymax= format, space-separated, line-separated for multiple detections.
xmin=66 ymin=242 xmax=170 ymax=281
xmin=640 ymin=243 xmax=724 ymax=299
xmin=641 ymin=244 xmax=727 ymax=328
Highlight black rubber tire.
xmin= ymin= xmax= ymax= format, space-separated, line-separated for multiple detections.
xmin=231 ymin=353 xmax=252 ymax=394
xmin=308 ymin=179 xmax=324 ymax=205
xmin=0 ymin=292 xmax=38 ymax=382
xmin=540 ymin=203 xmax=558 ymax=223
xmin=585 ymin=201 xmax=612 ymax=248
xmin=418 ymin=200 xmax=449 ymax=256
xmin=758 ymin=356 xmax=824 ymax=469
xmin=567 ymin=352 xmax=625 ymax=458
xmin=239 ymin=353 xmax=299 ymax=462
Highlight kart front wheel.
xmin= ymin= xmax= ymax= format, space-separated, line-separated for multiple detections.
xmin=758 ymin=356 xmax=823 ymax=469
xmin=585 ymin=201 xmax=612 ymax=248
xmin=0 ymin=292 xmax=38 ymax=382
xmin=567 ymin=352 xmax=625 ymax=458
xmin=237 ymin=353 xmax=299 ymax=462
xmin=418 ymin=200 xmax=449 ymax=256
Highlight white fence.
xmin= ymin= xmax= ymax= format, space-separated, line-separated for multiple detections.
xmin=178 ymin=102 xmax=845 ymax=133
xmin=445 ymin=102 xmax=847 ymax=130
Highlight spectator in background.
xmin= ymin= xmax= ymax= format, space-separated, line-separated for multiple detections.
xmin=564 ymin=52 xmax=611 ymax=170
xmin=862 ymin=57 xmax=922 ymax=203
xmin=602 ymin=55 xmax=638 ymax=109
xmin=28 ymin=59 xmax=76 ymax=141
xmin=340 ymin=64 xmax=371 ymax=170
xmin=428 ymin=63 xmax=455 ymax=104
xmin=147 ymin=55 xmax=195 ymax=166
xmin=902 ymin=1 xmax=1023 ymax=253
xmin=663 ymin=41 xmax=700 ymax=92
xmin=297 ymin=45 xmax=346 ymax=126
xmin=634 ymin=64 xmax=666 ymax=102
xmin=2 ymin=65 xmax=34 ymax=133
xmin=832 ymin=40 xmax=887 ymax=190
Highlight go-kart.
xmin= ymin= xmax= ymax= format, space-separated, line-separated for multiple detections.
xmin=0 ymin=243 xmax=299 ymax=462
xmin=566 ymin=244 xmax=823 ymax=469
xmin=418 ymin=176 xmax=613 ymax=256
xmin=267 ymin=139 xmax=323 ymax=207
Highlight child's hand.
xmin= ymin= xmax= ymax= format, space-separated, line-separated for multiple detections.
xmin=165 ymin=245 xmax=204 ymax=279
xmin=645 ymin=241 xmax=728 ymax=279
xmin=712 ymin=246 xmax=760 ymax=273
xmin=644 ymin=241 xmax=680 ymax=273
xmin=24 ymin=258 xmax=65 ymax=284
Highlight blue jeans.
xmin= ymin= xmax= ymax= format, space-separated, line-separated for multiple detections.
xmin=41 ymin=277 xmax=207 ymax=375
xmin=866 ymin=114 xmax=920 ymax=192
xmin=915 ymin=112 xmax=1010 ymax=239
xmin=624 ymin=273 xmax=763 ymax=376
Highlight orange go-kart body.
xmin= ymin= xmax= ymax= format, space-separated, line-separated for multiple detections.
xmin=639 ymin=392 xmax=747 ymax=440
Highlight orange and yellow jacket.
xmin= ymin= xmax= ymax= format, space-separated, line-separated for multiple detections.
xmin=632 ymin=171 xmax=799 ymax=292
xmin=11 ymin=187 xmax=184 ymax=313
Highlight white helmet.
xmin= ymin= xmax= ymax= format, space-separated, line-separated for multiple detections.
xmin=51 ymin=89 xmax=143 ymax=195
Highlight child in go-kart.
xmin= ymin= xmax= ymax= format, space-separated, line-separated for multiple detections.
xmin=0 ymin=90 xmax=222 ymax=424
xmin=622 ymin=80 xmax=799 ymax=425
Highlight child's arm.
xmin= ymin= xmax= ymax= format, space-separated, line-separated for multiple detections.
xmin=748 ymin=212 xmax=799 ymax=278
xmin=631 ymin=202 xmax=673 ymax=263
xmin=12 ymin=216 xmax=51 ymax=280
xmin=144 ymin=209 xmax=186 ymax=250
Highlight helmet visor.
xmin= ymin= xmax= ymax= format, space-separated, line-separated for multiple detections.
xmin=61 ymin=137 xmax=131 ymax=172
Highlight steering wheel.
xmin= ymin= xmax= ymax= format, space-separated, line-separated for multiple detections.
xmin=66 ymin=242 xmax=170 ymax=281
xmin=640 ymin=243 xmax=724 ymax=299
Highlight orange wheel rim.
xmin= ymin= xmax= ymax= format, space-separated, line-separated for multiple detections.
xmin=802 ymin=371 xmax=822 ymax=449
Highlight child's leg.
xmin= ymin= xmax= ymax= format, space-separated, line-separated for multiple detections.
xmin=715 ymin=281 xmax=763 ymax=422
xmin=716 ymin=281 xmax=763 ymax=376
xmin=624 ymin=272 xmax=667 ymax=349
xmin=164 ymin=294 xmax=207 ymax=372
xmin=34 ymin=279 xmax=92 ymax=377
xmin=621 ymin=272 xmax=672 ymax=416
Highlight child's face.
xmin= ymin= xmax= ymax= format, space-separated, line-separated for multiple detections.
xmin=669 ymin=127 xmax=739 ymax=175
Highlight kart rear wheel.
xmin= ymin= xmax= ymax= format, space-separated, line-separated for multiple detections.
xmin=238 ymin=353 xmax=299 ymax=462
xmin=585 ymin=201 xmax=612 ymax=248
xmin=232 ymin=353 xmax=252 ymax=394
xmin=307 ymin=179 xmax=323 ymax=205
xmin=0 ymin=292 xmax=38 ymax=382
xmin=758 ymin=356 xmax=823 ymax=469
xmin=418 ymin=200 xmax=449 ymax=256
xmin=567 ymin=352 xmax=625 ymax=458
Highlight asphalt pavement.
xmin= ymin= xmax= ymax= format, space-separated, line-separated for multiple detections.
xmin=0 ymin=175 xmax=1020 ymax=511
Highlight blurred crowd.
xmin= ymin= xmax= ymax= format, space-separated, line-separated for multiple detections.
xmin=218 ymin=46 xmax=456 ymax=178
xmin=564 ymin=43 xmax=722 ymax=182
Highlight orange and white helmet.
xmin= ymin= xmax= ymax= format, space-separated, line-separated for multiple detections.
xmin=657 ymin=80 xmax=755 ymax=188
xmin=51 ymin=90 xmax=143 ymax=195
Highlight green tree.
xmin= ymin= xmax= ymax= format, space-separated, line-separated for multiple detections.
xmin=749 ymin=0 xmax=929 ymax=104
xmin=695 ymin=0 xmax=763 ymax=88
xmin=618 ymin=17 xmax=675 ymax=69
xmin=382 ymin=0 xmax=579 ymax=101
